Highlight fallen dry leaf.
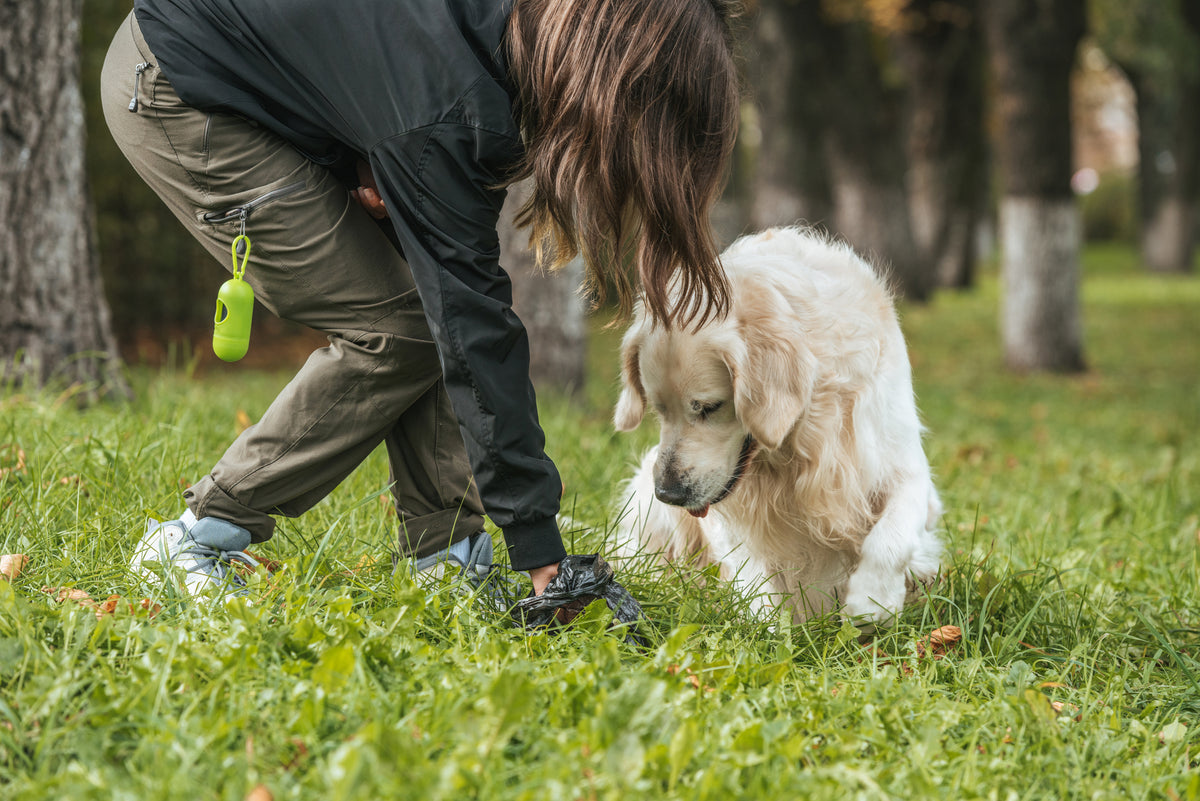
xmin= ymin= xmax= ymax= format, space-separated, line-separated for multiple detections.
xmin=138 ymin=597 xmax=164 ymax=617
xmin=0 ymin=444 xmax=27 ymax=478
xmin=666 ymin=664 xmax=715 ymax=692
xmin=93 ymin=595 xmax=164 ymax=620
xmin=928 ymin=624 xmax=962 ymax=648
xmin=40 ymin=588 xmax=161 ymax=619
xmin=234 ymin=551 xmax=283 ymax=574
xmin=334 ymin=552 xmax=381 ymax=577
xmin=246 ymin=785 xmax=273 ymax=801
xmin=915 ymin=625 xmax=962 ymax=658
xmin=53 ymin=475 xmax=85 ymax=489
xmin=1050 ymin=700 xmax=1082 ymax=721
xmin=864 ymin=624 xmax=963 ymax=671
xmin=1 ymin=553 xmax=28 ymax=580
xmin=99 ymin=595 xmax=122 ymax=616
xmin=42 ymin=587 xmax=96 ymax=606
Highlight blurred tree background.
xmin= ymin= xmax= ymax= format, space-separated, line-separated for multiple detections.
xmin=1090 ymin=0 xmax=1200 ymax=273
xmin=1 ymin=0 xmax=128 ymax=400
xmin=80 ymin=0 xmax=216 ymax=357
xmin=79 ymin=0 xmax=325 ymax=371
xmin=5 ymin=0 xmax=1198 ymax=394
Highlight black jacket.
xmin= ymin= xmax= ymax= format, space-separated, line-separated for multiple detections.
xmin=134 ymin=0 xmax=565 ymax=571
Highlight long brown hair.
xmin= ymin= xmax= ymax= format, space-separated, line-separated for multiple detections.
xmin=506 ymin=0 xmax=742 ymax=328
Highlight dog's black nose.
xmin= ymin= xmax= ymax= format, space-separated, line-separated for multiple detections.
xmin=654 ymin=483 xmax=691 ymax=507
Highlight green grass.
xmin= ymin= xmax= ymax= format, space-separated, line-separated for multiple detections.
xmin=2 ymin=246 xmax=1198 ymax=800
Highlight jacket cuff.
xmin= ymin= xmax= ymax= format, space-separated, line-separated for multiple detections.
xmin=502 ymin=517 xmax=567 ymax=572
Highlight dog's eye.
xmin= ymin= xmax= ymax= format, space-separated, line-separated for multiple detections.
xmin=695 ymin=400 xmax=725 ymax=420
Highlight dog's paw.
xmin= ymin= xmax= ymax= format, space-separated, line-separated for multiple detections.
xmin=904 ymin=559 xmax=939 ymax=599
xmin=842 ymin=564 xmax=907 ymax=629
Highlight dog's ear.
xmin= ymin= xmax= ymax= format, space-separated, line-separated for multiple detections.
xmin=614 ymin=323 xmax=647 ymax=431
xmin=726 ymin=282 xmax=816 ymax=450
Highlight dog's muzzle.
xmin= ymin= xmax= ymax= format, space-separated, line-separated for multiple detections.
xmin=656 ymin=435 xmax=757 ymax=519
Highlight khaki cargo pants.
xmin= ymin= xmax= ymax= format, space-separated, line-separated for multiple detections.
xmin=101 ymin=12 xmax=485 ymax=558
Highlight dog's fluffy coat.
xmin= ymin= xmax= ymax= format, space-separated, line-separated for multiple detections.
xmin=613 ymin=227 xmax=942 ymax=625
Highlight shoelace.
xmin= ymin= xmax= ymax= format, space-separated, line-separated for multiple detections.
xmin=177 ymin=542 xmax=259 ymax=578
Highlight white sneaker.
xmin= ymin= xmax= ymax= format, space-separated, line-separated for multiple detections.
xmin=131 ymin=514 xmax=257 ymax=598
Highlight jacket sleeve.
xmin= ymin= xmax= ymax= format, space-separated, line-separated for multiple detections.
xmin=369 ymin=123 xmax=567 ymax=572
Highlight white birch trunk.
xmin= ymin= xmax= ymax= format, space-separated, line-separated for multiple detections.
xmin=999 ymin=196 xmax=1085 ymax=372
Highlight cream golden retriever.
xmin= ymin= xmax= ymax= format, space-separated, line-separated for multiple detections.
xmin=613 ymin=226 xmax=942 ymax=626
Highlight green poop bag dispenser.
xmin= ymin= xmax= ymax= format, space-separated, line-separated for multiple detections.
xmin=213 ymin=234 xmax=254 ymax=362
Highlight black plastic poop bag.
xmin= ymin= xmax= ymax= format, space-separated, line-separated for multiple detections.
xmin=512 ymin=554 xmax=648 ymax=646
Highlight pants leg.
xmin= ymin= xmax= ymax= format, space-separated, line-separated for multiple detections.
xmin=100 ymin=12 xmax=484 ymax=557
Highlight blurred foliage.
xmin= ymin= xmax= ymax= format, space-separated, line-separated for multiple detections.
xmin=1089 ymin=0 xmax=1200 ymax=83
xmin=82 ymin=0 xmax=226 ymax=343
xmin=1080 ymin=171 xmax=1138 ymax=243
xmin=824 ymin=0 xmax=910 ymax=29
xmin=74 ymin=0 xmax=1185 ymax=354
xmin=824 ymin=0 xmax=973 ymax=33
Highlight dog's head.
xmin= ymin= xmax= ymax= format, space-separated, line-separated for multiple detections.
xmin=614 ymin=277 xmax=815 ymax=516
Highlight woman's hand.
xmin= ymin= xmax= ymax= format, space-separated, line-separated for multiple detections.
xmin=528 ymin=561 xmax=560 ymax=596
xmin=350 ymin=159 xmax=388 ymax=219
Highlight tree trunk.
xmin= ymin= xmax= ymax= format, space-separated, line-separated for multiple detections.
xmin=748 ymin=2 xmax=929 ymax=298
xmin=894 ymin=0 xmax=988 ymax=289
xmin=815 ymin=12 xmax=931 ymax=300
xmin=0 ymin=0 xmax=129 ymax=400
xmin=999 ymin=197 xmax=1084 ymax=370
xmin=82 ymin=0 xmax=221 ymax=344
xmin=498 ymin=180 xmax=587 ymax=396
xmin=823 ymin=154 xmax=922 ymax=294
xmin=984 ymin=0 xmax=1087 ymax=372
xmin=747 ymin=0 xmax=833 ymax=231
xmin=1122 ymin=69 xmax=1198 ymax=273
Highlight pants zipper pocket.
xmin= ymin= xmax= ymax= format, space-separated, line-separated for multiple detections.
xmin=202 ymin=181 xmax=307 ymax=225
xmin=128 ymin=62 xmax=150 ymax=112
